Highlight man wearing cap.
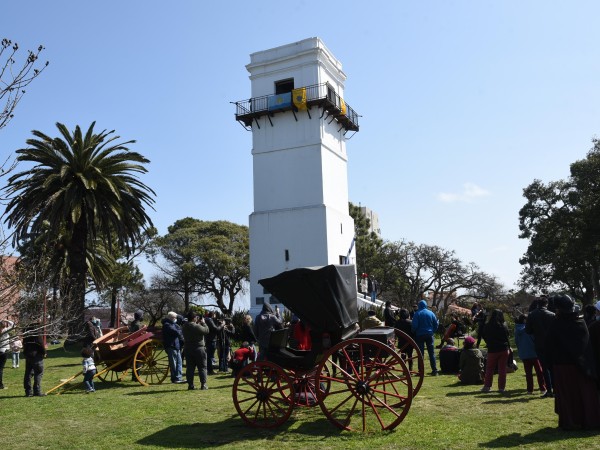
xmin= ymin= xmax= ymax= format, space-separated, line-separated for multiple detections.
xmin=162 ymin=311 xmax=185 ymax=383
xmin=182 ymin=311 xmax=209 ymax=390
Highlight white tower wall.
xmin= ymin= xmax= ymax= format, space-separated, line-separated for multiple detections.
xmin=244 ymin=38 xmax=357 ymax=315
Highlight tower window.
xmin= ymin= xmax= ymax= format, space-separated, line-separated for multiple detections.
xmin=275 ymin=78 xmax=294 ymax=95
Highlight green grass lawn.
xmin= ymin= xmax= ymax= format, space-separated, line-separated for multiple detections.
xmin=1 ymin=344 xmax=599 ymax=450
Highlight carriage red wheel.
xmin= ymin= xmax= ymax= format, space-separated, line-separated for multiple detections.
xmin=287 ymin=364 xmax=331 ymax=407
xmin=316 ymin=338 xmax=413 ymax=431
xmin=233 ymin=361 xmax=294 ymax=428
xmin=393 ymin=328 xmax=425 ymax=396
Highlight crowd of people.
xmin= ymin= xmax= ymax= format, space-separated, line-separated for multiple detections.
xmin=2 ymin=291 xmax=600 ymax=432
xmin=361 ymin=294 xmax=600 ymax=431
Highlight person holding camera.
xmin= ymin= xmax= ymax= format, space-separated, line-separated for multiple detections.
xmin=182 ymin=311 xmax=210 ymax=390
xmin=217 ymin=317 xmax=235 ymax=373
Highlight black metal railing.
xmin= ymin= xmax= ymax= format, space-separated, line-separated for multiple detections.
xmin=233 ymin=82 xmax=359 ymax=132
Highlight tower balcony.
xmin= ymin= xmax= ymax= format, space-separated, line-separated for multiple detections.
xmin=233 ymin=82 xmax=359 ymax=133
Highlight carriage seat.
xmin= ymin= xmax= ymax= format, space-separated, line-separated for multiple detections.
xmin=267 ymin=328 xmax=314 ymax=370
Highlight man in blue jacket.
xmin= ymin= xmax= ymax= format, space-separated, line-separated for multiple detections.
xmin=412 ymin=299 xmax=440 ymax=375
xmin=162 ymin=311 xmax=185 ymax=383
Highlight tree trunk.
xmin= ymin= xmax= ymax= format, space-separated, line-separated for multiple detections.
xmin=110 ymin=288 xmax=117 ymax=328
xmin=67 ymin=220 xmax=88 ymax=337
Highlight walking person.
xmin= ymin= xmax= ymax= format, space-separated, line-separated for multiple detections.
xmin=411 ymin=299 xmax=439 ymax=375
xmin=23 ymin=322 xmax=47 ymax=397
xmin=526 ymin=296 xmax=555 ymax=398
xmin=481 ymin=309 xmax=511 ymax=393
xmin=0 ymin=319 xmax=15 ymax=388
xmin=181 ymin=311 xmax=209 ymax=391
xmin=162 ymin=311 xmax=185 ymax=383
xmin=81 ymin=347 xmax=97 ymax=393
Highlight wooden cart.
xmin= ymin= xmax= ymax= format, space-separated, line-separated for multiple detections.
xmin=48 ymin=325 xmax=169 ymax=394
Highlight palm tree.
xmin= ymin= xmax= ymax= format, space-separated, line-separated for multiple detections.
xmin=4 ymin=122 xmax=155 ymax=331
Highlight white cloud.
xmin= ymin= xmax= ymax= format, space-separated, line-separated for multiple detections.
xmin=437 ymin=182 xmax=491 ymax=203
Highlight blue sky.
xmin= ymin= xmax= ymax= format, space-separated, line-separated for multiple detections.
xmin=2 ymin=1 xmax=599 ymax=293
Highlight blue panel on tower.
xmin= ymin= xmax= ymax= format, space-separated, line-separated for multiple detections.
xmin=268 ymin=92 xmax=292 ymax=111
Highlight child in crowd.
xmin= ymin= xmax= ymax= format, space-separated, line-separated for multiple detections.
xmin=230 ymin=342 xmax=255 ymax=377
xmin=81 ymin=347 xmax=97 ymax=393
xmin=10 ymin=335 xmax=22 ymax=368
xmin=514 ymin=314 xmax=546 ymax=394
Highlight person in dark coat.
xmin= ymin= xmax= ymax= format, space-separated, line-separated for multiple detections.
xmin=217 ymin=317 xmax=235 ymax=373
xmin=128 ymin=310 xmax=144 ymax=332
xmin=546 ymin=294 xmax=600 ymax=430
xmin=162 ymin=311 xmax=184 ymax=383
xmin=204 ymin=311 xmax=223 ymax=375
xmin=254 ymin=303 xmax=283 ymax=360
xmin=384 ymin=301 xmax=396 ymax=327
xmin=526 ymin=296 xmax=556 ymax=397
xmin=181 ymin=311 xmax=209 ymax=390
xmin=23 ymin=322 xmax=47 ymax=397
xmin=439 ymin=338 xmax=460 ymax=374
xmin=395 ymin=308 xmax=415 ymax=370
xmin=473 ymin=308 xmax=487 ymax=348
xmin=83 ymin=317 xmax=101 ymax=349
xmin=458 ymin=336 xmax=484 ymax=384
xmin=481 ymin=309 xmax=510 ymax=393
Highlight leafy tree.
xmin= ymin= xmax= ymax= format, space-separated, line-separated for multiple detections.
xmin=519 ymin=140 xmax=600 ymax=303
xmin=377 ymin=241 xmax=503 ymax=314
xmin=1 ymin=38 xmax=48 ymax=130
xmin=147 ymin=218 xmax=249 ymax=314
xmin=125 ymin=275 xmax=184 ymax=327
xmin=194 ymin=220 xmax=249 ymax=314
xmin=146 ymin=218 xmax=205 ymax=311
xmin=3 ymin=122 xmax=155 ymax=332
xmin=349 ymin=202 xmax=383 ymax=282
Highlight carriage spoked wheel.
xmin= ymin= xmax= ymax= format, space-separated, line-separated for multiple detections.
xmin=393 ymin=328 xmax=425 ymax=397
xmin=133 ymin=339 xmax=170 ymax=386
xmin=233 ymin=361 xmax=294 ymax=428
xmin=287 ymin=364 xmax=331 ymax=407
xmin=96 ymin=361 xmax=129 ymax=382
xmin=316 ymin=338 xmax=413 ymax=432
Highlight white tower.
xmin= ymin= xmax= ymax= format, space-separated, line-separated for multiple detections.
xmin=234 ymin=38 xmax=360 ymax=316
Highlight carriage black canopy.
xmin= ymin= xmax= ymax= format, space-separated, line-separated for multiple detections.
xmin=258 ymin=264 xmax=359 ymax=333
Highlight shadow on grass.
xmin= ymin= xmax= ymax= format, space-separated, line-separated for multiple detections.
xmin=479 ymin=427 xmax=599 ymax=447
xmin=136 ymin=416 xmax=342 ymax=447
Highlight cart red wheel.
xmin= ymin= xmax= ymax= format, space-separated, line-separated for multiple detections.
xmin=316 ymin=338 xmax=413 ymax=432
xmin=393 ymin=328 xmax=425 ymax=396
xmin=233 ymin=361 xmax=294 ymax=428
xmin=96 ymin=361 xmax=129 ymax=382
xmin=133 ymin=339 xmax=169 ymax=386
xmin=288 ymin=364 xmax=331 ymax=407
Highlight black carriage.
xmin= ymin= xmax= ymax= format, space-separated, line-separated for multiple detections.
xmin=232 ymin=264 xmax=425 ymax=432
